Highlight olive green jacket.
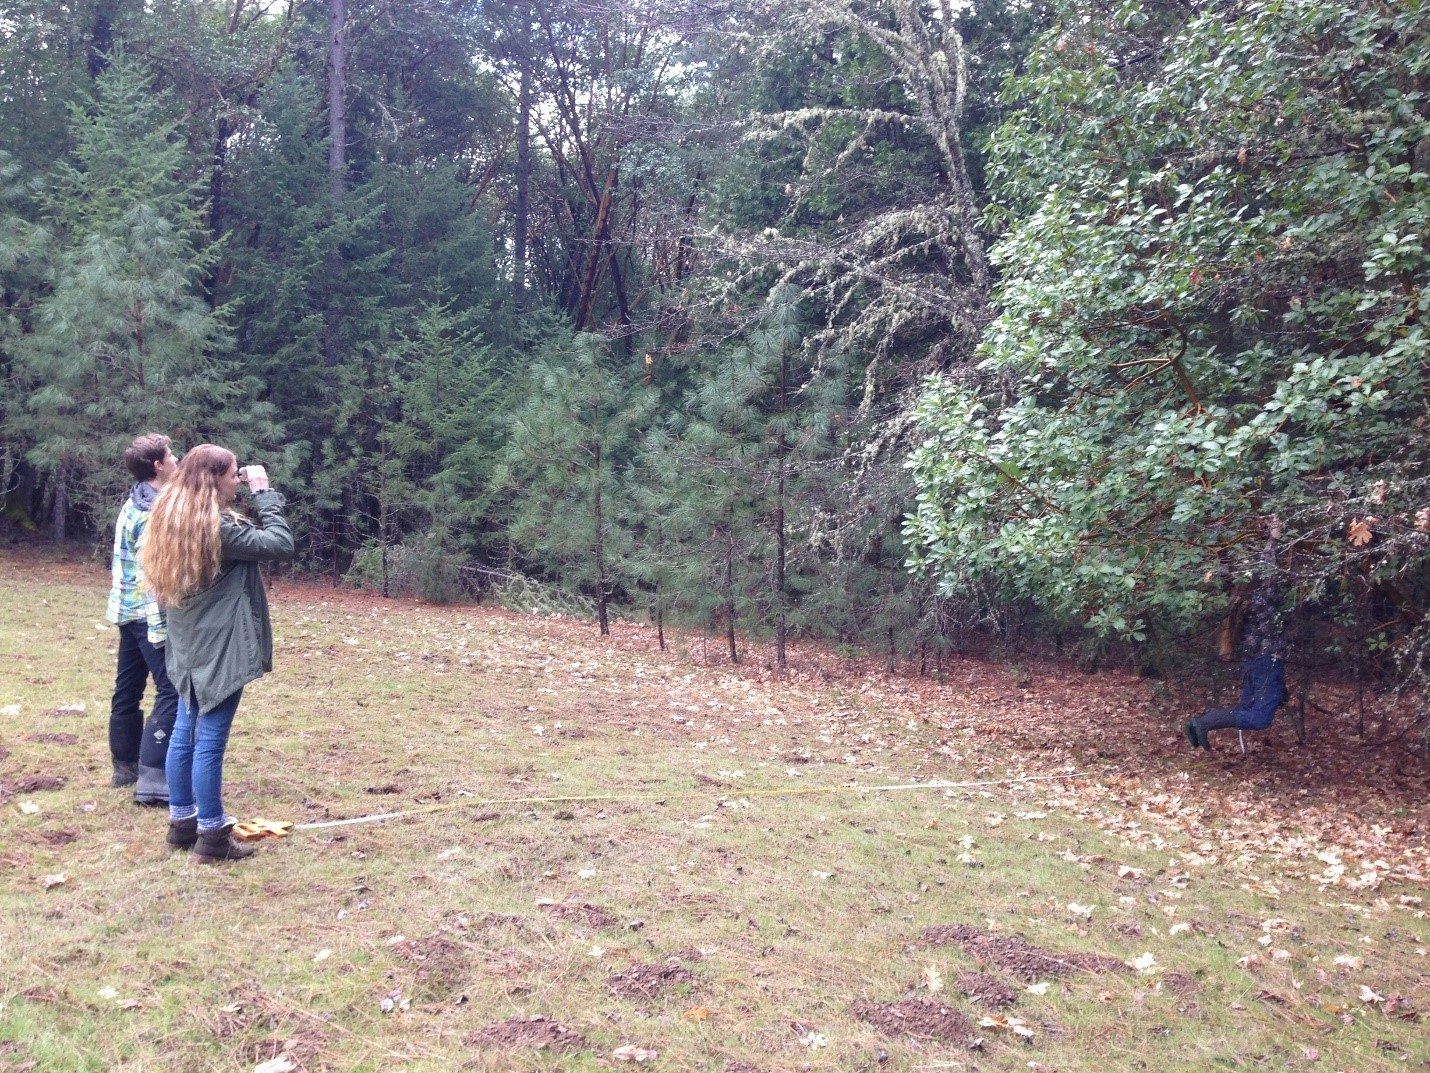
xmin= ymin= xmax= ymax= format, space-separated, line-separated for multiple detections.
xmin=165 ymin=490 xmax=294 ymax=713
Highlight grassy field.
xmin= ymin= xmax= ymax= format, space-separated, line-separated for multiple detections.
xmin=1 ymin=552 xmax=1426 ymax=1072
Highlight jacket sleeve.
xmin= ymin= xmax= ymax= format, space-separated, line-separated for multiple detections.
xmin=221 ymin=489 xmax=295 ymax=563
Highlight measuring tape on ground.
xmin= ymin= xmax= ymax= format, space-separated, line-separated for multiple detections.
xmin=293 ymin=771 xmax=1094 ymax=833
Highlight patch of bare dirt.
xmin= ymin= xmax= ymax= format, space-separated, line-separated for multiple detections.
xmin=851 ymin=998 xmax=975 ymax=1043
xmin=923 ymin=924 xmax=1127 ymax=982
xmin=468 ymin=1016 xmax=585 ymax=1051
xmin=391 ymin=936 xmax=470 ymax=988
xmin=0 ymin=775 xmax=65 ymax=800
xmin=955 ymin=971 xmax=1017 ymax=1008
xmin=606 ymin=961 xmax=695 ymax=1000
xmin=1164 ymin=972 xmax=1202 ymax=996
xmin=36 ymin=829 xmax=78 ymax=846
xmin=540 ymin=901 xmax=617 ymax=929
xmin=723 ymin=1063 xmax=763 ymax=1073
xmin=24 ymin=734 xmax=77 ymax=745
xmin=9 ymin=775 xmax=64 ymax=793
xmin=474 ymin=911 xmax=527 ymax=931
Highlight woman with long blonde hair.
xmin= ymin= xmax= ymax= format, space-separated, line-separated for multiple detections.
xmin=140 ymin=444 xmax=293 ymax=863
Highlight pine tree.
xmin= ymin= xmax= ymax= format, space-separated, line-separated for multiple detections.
xmin=500 ymin=331 xmax=654 ymax=634
xmin=648 ymin=285 xmax=830 ymax=666
xmin=14 ymin=56 xmax=248 ymax=536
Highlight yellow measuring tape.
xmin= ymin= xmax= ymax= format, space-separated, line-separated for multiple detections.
xmin=293 ymin=771 xmax=1093 ymax=833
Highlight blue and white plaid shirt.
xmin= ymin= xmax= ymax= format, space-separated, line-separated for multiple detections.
xmin=104 ymin=492 xmax=167 ymax=645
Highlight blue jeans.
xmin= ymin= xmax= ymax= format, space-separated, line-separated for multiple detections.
xmin=166 ymin=688 xmax=243 ymax=827
xmin=109 ymin=621 xmax=179 ymax=769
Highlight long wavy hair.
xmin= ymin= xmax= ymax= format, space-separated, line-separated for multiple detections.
xmin=140 ymin=444 xmax=242 ymax=607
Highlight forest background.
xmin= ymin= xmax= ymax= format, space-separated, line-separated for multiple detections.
xmin=0 ymin=0 xmax=1425 ymax=740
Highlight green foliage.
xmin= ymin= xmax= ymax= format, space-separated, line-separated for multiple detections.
xmin=10 ymin=57 xmax=262 ymax=526
xmin=632 ymin=285 xmax=840 ymax=662
xmin=499 ymin=332 xmax=655 ymax=633
xmin=907 ymin=0 xmax=1430 ymax=668
xmin=347 ymin=535 xmax=468 ymax=604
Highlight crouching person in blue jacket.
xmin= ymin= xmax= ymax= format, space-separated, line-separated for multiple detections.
xmin=1186 ymin=520 xmax=1287 ymax=751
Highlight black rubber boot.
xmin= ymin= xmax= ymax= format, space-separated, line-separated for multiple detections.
xmin=193 ymin=827 xmax=254 ymax=864
xmin=133 ymin=764 xmax=169 ymax=806
xmin=166 ymin=817 xmax=198 ymax=849
xmin=111 ymin=760 xmax=139 ymax=788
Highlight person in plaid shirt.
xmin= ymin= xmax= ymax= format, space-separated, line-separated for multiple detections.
xmin=106 ymin=433 xmax=179 ymax=801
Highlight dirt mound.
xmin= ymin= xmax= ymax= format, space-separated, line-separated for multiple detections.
xmin=955 ymin=971 xmax=1018 ymax=1008
xmin=25 ymin=734 xmax=77 ymax=745
xmin=391 ymin=936 xmax=470 ymax=986
xmin=468 ymin=1016 xmax=585 ymax=1051
xmin=606 ymin=961 xmax=694 ymax=1000
xmin=922 ymin=924 xmax=982 ymax=946
xmin=851 ymin=998 xmax=975 ymax=1043
xmin=923 ymin=924 xmax=1127 ymax=982
xmin=1164 ymin=972 xmax=1202 ymax=996
xmin=540 ymin=901 xmax=617 ymax=929
xmin=0 ymin=774 xmax=65 ymax=799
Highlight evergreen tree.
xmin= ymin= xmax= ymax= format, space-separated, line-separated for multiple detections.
xmin=500 ymin=331 xmax=654 ymax=634
xmin=647 ymin=285 xmax=830 ymax=666
xmin=13 ymin=57 xmax=260 ymax=536
xmin=0 ymin=152 xmax=49 ymax=528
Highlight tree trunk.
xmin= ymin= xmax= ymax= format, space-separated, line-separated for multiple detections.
xmin=724 ymin=523 xmax=738 ymax=663
xmin=50 ymin=464 xmax=68 ymax=542
xmin=324 ymin=0 xmax=347 ymax=368
xmin=88 ymin=0 xmax=121 ymax=79
xmin=774 ymin=348 xmax=788 ymax=670
xmin=204 ymin=114 xmax=231 ymax=305
xmin=573 ymin=166 xmax=618 ymax=331
xmin=330 ymin=510 xmax=343 ymax=587
xmin=327 ymin=0 xmax=347 ymax=204
xmin=592 ymin=422 xmax=610 ymax=636
xmin=513 ymin=9 xmax=532 ymax=310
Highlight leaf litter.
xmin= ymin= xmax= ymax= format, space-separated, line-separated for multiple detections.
xmin=272 ymin=577 xmax=1427 ymax=895
xmin=6 ymin=562 xmax=1429 ymax=1072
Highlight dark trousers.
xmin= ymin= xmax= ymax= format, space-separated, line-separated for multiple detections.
xmin=108 ymin=620 xmax=179 ymax=770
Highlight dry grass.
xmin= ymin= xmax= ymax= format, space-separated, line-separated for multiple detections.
xmin=1 ymin=551 xmax=1426 ymax=1072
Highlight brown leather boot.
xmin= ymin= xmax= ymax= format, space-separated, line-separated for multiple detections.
xmin=166 ymin=817 xmax=198 ymax=850
xmin=193 ymin=826 xmax=254 ymax=864
xmin=167 ymin=818 xmax=234 ymax=850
